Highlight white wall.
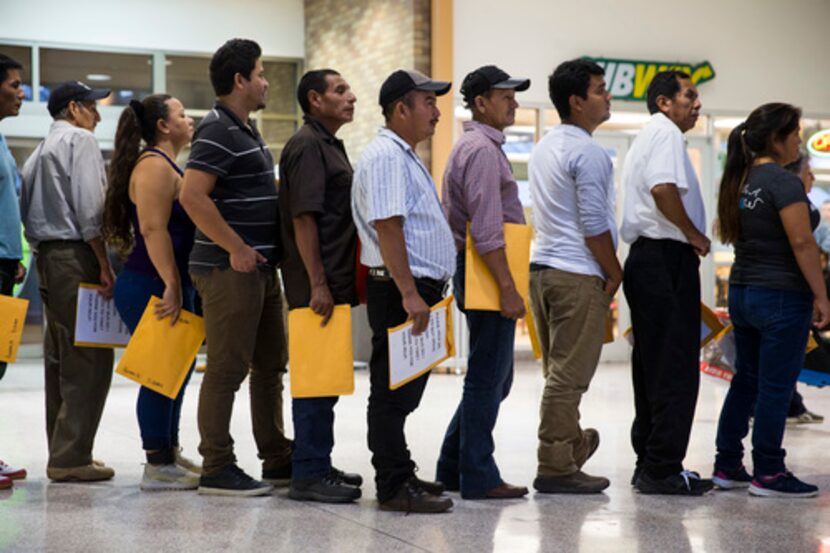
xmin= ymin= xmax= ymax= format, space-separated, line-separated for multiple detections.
xmin=454 ymin=0 xmax=829 ymax=117
xmin=2 ymin=0 xmax=304 ymax=57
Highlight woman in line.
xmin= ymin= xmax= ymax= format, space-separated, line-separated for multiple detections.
xmin=713 ymin=102 xmax=830 ymax=498
xmin=103 ymin=95 xmax=199 ymax=490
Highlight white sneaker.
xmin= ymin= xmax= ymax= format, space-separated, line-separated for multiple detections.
xmin=175 ymin=447 xmax=202 ymax=475
xmin=140 ymin=464 xmax=199 ymax=491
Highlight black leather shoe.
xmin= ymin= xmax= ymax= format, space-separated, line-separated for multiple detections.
xmin=635 ymin=470 xmax=714 ymax=496
xmin=414 ymin=477 xmax=445 ymax=496
xmin=330 ymin=466 xmax=363 ymax=487
xmin=379 ymin=478 xmax=453 ymax=513
xmin=262 ymin=462 xmax=292 ymax=487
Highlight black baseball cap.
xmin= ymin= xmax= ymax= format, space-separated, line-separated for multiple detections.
xmin=461 ymin=65 xmax=530 ymax=105
xmin=47 ymin=81 xmax=111 ymax=117
xmin=379 ymin=69 xmax=451 ymax=109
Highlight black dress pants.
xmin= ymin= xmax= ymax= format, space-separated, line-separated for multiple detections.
xmin=623 ymin=237 xmax=700 ymax=479
xmin=366 ymin=275 xmax=444 ymax=502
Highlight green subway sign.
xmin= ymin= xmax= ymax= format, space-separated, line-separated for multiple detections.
xmin=583 ymin=57 xmax=716 ymax=102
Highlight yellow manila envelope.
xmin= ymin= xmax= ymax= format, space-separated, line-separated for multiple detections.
xmin=525 ymin=304 xmax=542 ymax=360
xmin=115 ymin=296 xmax=205 ymax=400
xmin=288 ymin=305 xmax=354 ymax=398
xmin=388 ymin=295 xmax=455 ymax=390
xmin=0 ymin=295 xmax=29 ymax=363
xmin=624 ymin=302 xmax=725 ymax=349
xmin=464 ymin=223 xmax=533 ymax=311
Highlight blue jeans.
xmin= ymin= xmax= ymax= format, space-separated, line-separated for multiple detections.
xmin=113 ymin=269 xmax=196 ymax=453
xmin=436 ymin=252 xmax=515 ymax=497
xmin=715 ymin=285 xmax=812 ymax=476
xmin=292 ymin=396 xmax=338 ymax=480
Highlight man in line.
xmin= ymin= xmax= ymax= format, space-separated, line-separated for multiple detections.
xmin=352 ymin=69 xmax=455 ymax=513
xmin=436 ymin=65 xmax=530 ymax=500
xmin=0 ymin=54 xmax=29 ymax=488
xmin=180 ymin=38 xmax=292 ymax=496
xmin=20 ymin=80 xmax=115 ymax=482
xmin=528 ymin=59 xmax=620 ymax=494
xmin=278 ymin=69 xmax=362 ymax=503
xmin=621 ymin=70 xmax=713 ymax=495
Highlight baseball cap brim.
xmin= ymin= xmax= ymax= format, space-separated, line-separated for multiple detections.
xmin=492 ymin=77 xmax=530 ymax=92
xmin=83 ymin=88 xmax=112 ymax=101
xmin=415 ymin=79 xmax=451 ymax=96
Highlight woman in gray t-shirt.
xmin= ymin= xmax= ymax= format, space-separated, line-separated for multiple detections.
xmin=713 ymin=102 xmax=829 ymax=498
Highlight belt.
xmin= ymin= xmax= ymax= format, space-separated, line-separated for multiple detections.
xmin=368 ymin=267 xmax=449 ymax=294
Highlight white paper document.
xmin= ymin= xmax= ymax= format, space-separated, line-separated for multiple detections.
xmin=387 ymin=298 xmax=453 ymax=390
xmin=74 ymin=283 xmax=131 ymax=348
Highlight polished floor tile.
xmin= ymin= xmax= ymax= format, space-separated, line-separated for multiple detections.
xmin=1 ymin=357 xmax=830 ymax=552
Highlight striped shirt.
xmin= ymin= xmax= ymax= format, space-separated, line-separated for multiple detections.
xmin=186 ymin=103 xmax=280 ymax=273
xmin=442 ymin=120 xmax=525 ymax=253
xmin=352 ymin=128 xmax=455 ymax=281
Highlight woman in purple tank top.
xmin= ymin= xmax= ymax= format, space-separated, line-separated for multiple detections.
xmin=102 ymin=94 xmax=199 ymax=491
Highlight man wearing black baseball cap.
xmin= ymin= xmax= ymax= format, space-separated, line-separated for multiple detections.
xmin=352 ymin=69 xmax=455 ymax=512
xmin=20 ymin=80 xmax=115 ymax=482
xmin=437 ymin=65 xmax=530 ymax=500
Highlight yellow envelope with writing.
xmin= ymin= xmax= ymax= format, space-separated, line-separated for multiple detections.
xmin=115 ymin=296 xmax=205 ymax=399
xmin=464 ymin=223 xmax=533 ymax=311
xmin=0 ymin=295 xmax=29 ymax=363
xmin=288 ymin=305 xmax=354 ymax=398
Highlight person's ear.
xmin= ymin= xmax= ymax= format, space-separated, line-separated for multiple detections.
xmin=233 ymin=72 xmax=246 ymax=91
xmin=156 ymin=117 xmax=170 ymax=136
xmin=655 ymin=94 xmax=672 ymax=113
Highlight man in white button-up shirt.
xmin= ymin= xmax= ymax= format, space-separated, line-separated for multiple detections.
xmin=528 ymin=59 xmax=620 ymax=494
xmin=620 ymin=71 xmax=713 ymax=496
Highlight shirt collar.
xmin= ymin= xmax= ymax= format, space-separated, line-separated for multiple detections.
xmin=463 ymin=120 xmax=505 ymax=145
xmin=214 ymin=102 xmax=257 ymax=135
xmin=561 ymin=123 xmax=592 ymax=138
xmin=379 ymin=127 xmax=415 ymax=153
xmin=303 ymin=114 xmax=342 ymax=145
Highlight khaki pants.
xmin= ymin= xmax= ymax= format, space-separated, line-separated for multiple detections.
xmin=36 ymin=241 xmax=114 ymax=469
xmin=192 ymin=267 xmax=291 ymax=476
xmin=529 ymin=267 xmax=611 ymax=476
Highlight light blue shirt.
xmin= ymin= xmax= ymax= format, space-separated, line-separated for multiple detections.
xmin=0 ymin=133 xmax=22 ymax=260
xmin=352 ymin=128 xmax=455 ymax=281
xmin=529 ymin=124 xmax=616 ymax=278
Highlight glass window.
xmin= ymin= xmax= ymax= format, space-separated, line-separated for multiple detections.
xmin=262 ymin=61 xmax=298 ymax=115
xmin=166 ymin=56 xmax=214 ymax=111
xmin=0 ymin=44 xmax=33 ymax=100
xmin=40 ymin=48 xmax=152 ymax=106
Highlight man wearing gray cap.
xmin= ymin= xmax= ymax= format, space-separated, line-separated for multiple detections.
xmin=436 ymin=65 xmax=530 ymax=500
xmin=352 ymin=69 xmax=455 ymax=513
xmin=20 ymin=80 xmax=115 ymax=482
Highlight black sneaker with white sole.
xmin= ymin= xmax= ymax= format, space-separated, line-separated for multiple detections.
xmin=198 ymin=464 xmax=273 ymax=497
xmin=329 ymin=466 xmax=363 ymax=487
xmin=749 ymin=471 xmax=819 ymax=498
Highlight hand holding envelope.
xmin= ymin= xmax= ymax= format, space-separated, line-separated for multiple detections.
xmin=0 ymin=295 xmax=29 ymax=363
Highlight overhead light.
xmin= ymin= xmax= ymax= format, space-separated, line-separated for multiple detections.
xmin=86 ymin=74 xmax=111 ymax=82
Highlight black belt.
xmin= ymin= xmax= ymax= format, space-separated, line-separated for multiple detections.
xmin=368 ymin=267 xmax=448 ymax=294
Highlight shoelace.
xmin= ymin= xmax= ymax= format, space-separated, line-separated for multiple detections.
xmin=679 ymin=470 xmax=701 ymax=490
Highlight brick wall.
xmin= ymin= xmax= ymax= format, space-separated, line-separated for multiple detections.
xmin=304 ymin=0 xmax=432 ymax=166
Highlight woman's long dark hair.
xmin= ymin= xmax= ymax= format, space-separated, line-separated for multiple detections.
xmin=717 ymin=102 xmax=801 ymax=245
xmin=102 ymin=94 xmax=171 ymax=254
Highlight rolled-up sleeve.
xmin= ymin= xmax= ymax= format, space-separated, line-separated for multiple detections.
xmin=466 ymin=147 xmax=506 ymax=254
xmin=644 ymin=127 xmax=688 ymax=191
xmin=574 ymin=144 xmax=614 ymax=238
xmin=70 ymin=134 xmax=107 ymax=241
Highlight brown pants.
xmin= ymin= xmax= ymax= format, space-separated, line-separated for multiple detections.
xmin=36 ymin=241 xmax=114 ymax=469
xmin=530 ymin=267 xmax=611 ymax=476
xmin=192 ymin=267 xmax=291 ymax=476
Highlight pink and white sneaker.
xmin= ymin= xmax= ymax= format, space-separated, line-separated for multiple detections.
xmin=0 ymin=460 xmax=27 ymax=480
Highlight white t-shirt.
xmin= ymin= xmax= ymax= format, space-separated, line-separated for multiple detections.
xmin=620 ymin=113 xmax=706 ymax=244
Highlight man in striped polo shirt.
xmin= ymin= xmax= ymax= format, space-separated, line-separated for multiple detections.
xmin=352 ymin=69 xmax=455 ymax=513
xmin=180 ymin=38 xmax=292 ymax=496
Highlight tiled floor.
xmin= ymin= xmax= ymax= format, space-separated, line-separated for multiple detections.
xmin=1 ymin=357 xmax=830 ymax=552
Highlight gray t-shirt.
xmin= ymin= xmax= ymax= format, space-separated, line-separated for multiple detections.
xmin=730 ymin=163 xmax=819 ymax=293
